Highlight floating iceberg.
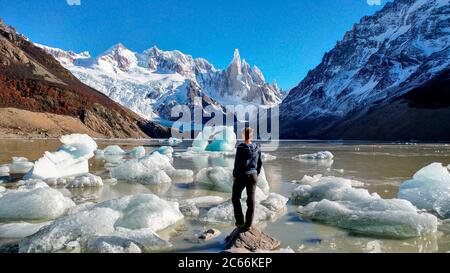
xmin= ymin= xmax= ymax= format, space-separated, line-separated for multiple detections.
xmin=179 ymin=196 xmax=226 ymax=217
xmin=184 ymin=196 xmax=226 ymax=207
xmin=398 ymin=163 xmax=450 ymax=218
xmin=6 ymin=157 xmax=34 ymax=174
xmin=292 ymin=175 xmax=365 ymax=204
xmin=261 ymin=153 xmax=277 ymax=162
xmin=294 ymin=175 xmax=438 ymax=238
xmin=154 ymin=146 xmax=174 ymax=156
xmin=293 ymin=151 xmax=334 ymax=160
xmin=66 ymin=173 xmax=104 ymax=188
xmin=19 ymin=194 xmax=182 ymax=253
xmin=195 ymin=166 xmax=270 ymax=194
xmin=25 ymin=134 xmax=97 ymax=180
xmin=299 ymin=199 xmax=437 ymax=238
xmin=96 ymin=145 xmax=146 ymax=159
xmin=161 ymin=137 xmax=182 ymax=146
xmin=110 ymin=152 xmax=193 ymax=184
xmin=201 ymin=192 xmax=287 ymax=225
xmin=86 ymin=228 xmax=171 ymax=253
xmin=0 ymin=182 xmax=75 ymax=221
xmin=0 ymin=165 xmax=10 ymax=174
xmin=191 ymin=126 xmax=236 ymax=152
xmin=180 ymin=202 xmax=200 ymax=217
xmin=103 ymin=145 xmax=126 ymax=155
xmin=128 ymin=146 xmax=146 ymax=158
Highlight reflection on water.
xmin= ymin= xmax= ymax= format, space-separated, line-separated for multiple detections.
xmin=0 ymin=139 xmax=450 ymax=252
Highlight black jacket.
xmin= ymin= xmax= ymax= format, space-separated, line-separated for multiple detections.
xmin=233 ymin=143 xmax=262 ymax=177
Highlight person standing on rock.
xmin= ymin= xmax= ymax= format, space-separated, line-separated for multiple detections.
xmin=232 ymin=127 xmax=262 ymax=232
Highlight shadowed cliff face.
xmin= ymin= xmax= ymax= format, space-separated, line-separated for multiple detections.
xmin=280 ymin=0 xmax=450 ymax=141
xmin=0 ymin=20 xmax=170 ymax=138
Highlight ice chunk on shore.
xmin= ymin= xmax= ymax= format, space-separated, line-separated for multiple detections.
xmin=25 ymin=134 xmax=97 ymax=180
xmin=202 ymin=192 xmax=287 ymax=225
xmin=398 ymin=163 xmax=450 ymax=218
xmin=66 ymin=174 xmax=103 ymax=188
xmin=0 ymin=184 xmax=75 ymax=221
xmin=294 ymin=175 xmax=438 ymax=238
xmin=19 ymin=194 xmax=181 ymax=253
xmin=293 ymin=151 xmax=334 ymax=160
xmin=195 ymin=166 xmax=269 ymax=194
xmin=0 ymin=221 xmax=51 ymax=239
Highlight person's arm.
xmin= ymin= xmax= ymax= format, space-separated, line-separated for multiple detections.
xmin=233 ymin=147 xmax=242 ymax=179
xmin=257 ymin=148 xmax=263 ymax=176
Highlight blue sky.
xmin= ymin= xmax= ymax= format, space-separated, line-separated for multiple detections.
xmin=0 ymin=0 xmax=389 ymax=90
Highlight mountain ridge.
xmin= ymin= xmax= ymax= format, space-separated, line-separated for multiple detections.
xmin=0 ymin=19 xmax=170 ymax=138
xmin=39 ymin=43 xmax=282 ymax=121
xmin=280 ymin=0 xmax=450 ymax=141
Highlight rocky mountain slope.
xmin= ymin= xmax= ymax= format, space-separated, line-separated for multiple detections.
xmin=0 ymin=20 xmax=169 ymax=138
xmin=39 ymin=44 xmax=282 ymax=121
xmin=280 ymin=0 xmax=450 ymax=141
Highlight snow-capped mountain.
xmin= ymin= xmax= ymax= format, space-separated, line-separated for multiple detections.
xmin=281 ymin=0 xmax=450 ymax=140
xmin=38 ymin=43 xmax=281 ymax=120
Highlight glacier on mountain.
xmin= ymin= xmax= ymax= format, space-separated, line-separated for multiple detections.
xmin=38 ymin=44 xmax=282 ymax=120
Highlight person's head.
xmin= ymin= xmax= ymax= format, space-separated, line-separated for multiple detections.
xmin=243 ymin=127 xmax=254 ymax=143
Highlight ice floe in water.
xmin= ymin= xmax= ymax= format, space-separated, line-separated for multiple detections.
xmin=86 ymin=228 xmax=171 ymax=253
xmin=128 ymin=146 xmax=146 ymax=159
xmin=0 ymin=182 xmax=75 ymax=221
xmin=96 ymin=145 xmax=146 ymax=159
xmin=110 ymin=152 xmax=193 ymax=184
xmin=19 ymin=194 xmax=182 ymax=253
xmin=3 ymin=157 xmax=34 ymax=174
xmin=179 ymin=196 xmax=226 ymax=217
xmin=293 ymin=175 xmax=438 ymax=238
xmin=0 ymin=221 xmax=52 ymax=239
xmin=25 ymin=134 xmax=97 ymax=180
xmin=0 ymin=165 xmax=10 ymax=174
xmin=291 ymin=175 xmax=364 ymax=202
xmin=261 ymin=153 xmax=277 ymax=162
xmin=192 ymin=126 xmax=237 ymax=152
xmin=292 ymin=151 xmax=334 ymax=167
xmin=398 ymin=163 xmax=450 ymax=218
xmin=293 ymin=151 xmax=334 ymax=160
xmin=66 ymin=174 xmax=103 ymax=188
xmin=103 ymin=145 xmax=126 ymax=155
xmin=160 ymin=137 xmax=182 ymax=146
xmin=195 ymin=166 xmax=270 ymax=194
xmin=201 ymin=192 xmax=288 ymax=225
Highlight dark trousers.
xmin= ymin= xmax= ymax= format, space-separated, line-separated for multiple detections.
xmin=232 ymin=173 xmax=258 ymax=228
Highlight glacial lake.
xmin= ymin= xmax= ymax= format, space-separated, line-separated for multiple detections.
xmin=1 ymin=139 xmax=450 ymax=253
